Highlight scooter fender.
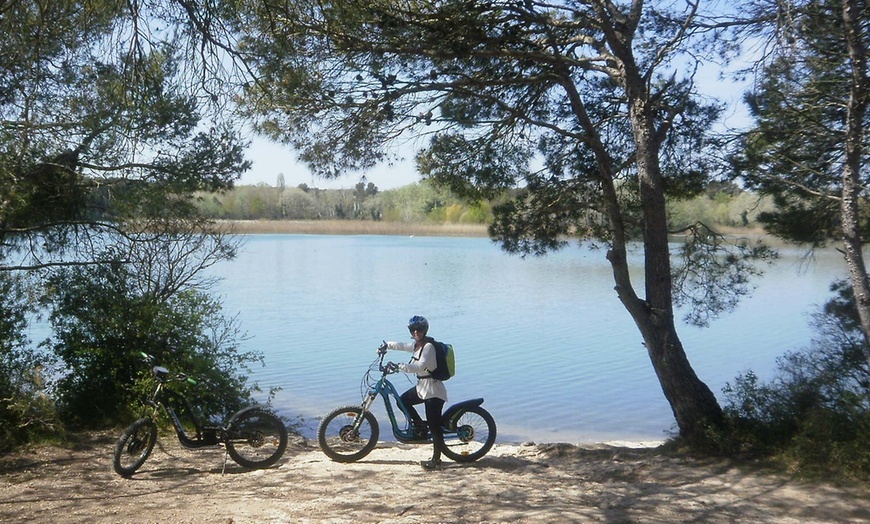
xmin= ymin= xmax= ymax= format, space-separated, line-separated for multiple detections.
xmin=442 ymin=398 xmax=484 ymax=431
xmin=226 ymin=404 xmax=270 ymax=425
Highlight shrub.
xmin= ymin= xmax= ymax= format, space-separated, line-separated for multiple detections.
xmin=45 ymin=263 xmax=263 ymax=428
xmin=445 ymin=204 xmax=464 ymax=223
xmin=721 ymin=280 xmax=870 ymax=479
xmin=0 ymin=273 xmax=58 ymax=450
xmin=459 ymin=202 xmax=492 ymax=224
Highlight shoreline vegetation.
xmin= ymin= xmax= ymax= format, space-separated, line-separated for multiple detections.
xmin=223 ymin=219 xmax=773 ymax=243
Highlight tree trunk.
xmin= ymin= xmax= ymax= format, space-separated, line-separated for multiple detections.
xmin=576 ymin=0 xmax=725 ymax=441
xmin=616 ymin=50 xmax=724 ymax=439
xmin=633 ymin=147 xmax=725 ymax=437
xmin=606 ymin=244 xmax=725 ymax=440
xmin=841 ymin=153 xmax=870 ymax=368
xmin=840 ymin=0 xmax=870 ymax=367
xmin=636 ymin=303 xmax=725 ymax=438
xmin=603 ymin=118 xmax=725 ymax=438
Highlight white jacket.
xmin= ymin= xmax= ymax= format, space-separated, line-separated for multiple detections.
xmin=386 ymin=340 xmax=448 ymax=402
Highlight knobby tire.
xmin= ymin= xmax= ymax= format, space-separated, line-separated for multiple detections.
xmin=225 ymin=409 xmax=289 ymax=469
xmin=441 ymin=405 xmax=497 ymax=463
xmin=317 ymin=405 xmax=379 ymax=463
xmin=113 ymin=417 xmax=158 ymax=477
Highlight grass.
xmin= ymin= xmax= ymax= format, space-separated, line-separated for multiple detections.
xmin=223 ymin=219 xmax=490 ymax=237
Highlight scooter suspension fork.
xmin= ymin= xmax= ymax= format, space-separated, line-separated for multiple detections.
xmin=352 ymin=392 xmax=377 ymax=431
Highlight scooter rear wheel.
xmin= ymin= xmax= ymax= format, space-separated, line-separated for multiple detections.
xmin=225 ymin=408 xmax=288 ymax=469
xmin=441 ymin=405 xmax=497 ymax=463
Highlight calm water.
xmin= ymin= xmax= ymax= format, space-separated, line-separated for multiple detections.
xmin=207 ymin=234 xmax=845 ymax=444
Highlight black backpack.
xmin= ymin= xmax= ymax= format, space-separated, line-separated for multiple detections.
xmin=425 ymin=337 xmax=455 ymax=381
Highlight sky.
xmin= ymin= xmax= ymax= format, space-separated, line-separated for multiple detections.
xmin=240 ymin=134 xmax=421 ymax=190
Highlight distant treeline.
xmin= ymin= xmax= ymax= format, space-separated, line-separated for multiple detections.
xmin=195 ymin=179 xmax=493 ymax=224
xmin=195 ymin=179 xmax=772 ymax=230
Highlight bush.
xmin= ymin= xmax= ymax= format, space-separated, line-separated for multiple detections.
xmin=721 ymin=280 xmax=870 ymax=479
xmin=445 ymin=204 xmax=464 ymax=223
xmin=0 ymin=273 xmax=58 ymax=450
xmin=45 ymin=262 xmax=263 ymax=428
xmin=460 ymin=202 xmax=492 ymax=224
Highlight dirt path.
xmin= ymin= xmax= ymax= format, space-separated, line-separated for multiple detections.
xmin=1 ymin=432 xmax=869 ymax=523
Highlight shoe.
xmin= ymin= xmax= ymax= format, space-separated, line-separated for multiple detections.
xmin=420 ymin=459 xmax=442 ymax=470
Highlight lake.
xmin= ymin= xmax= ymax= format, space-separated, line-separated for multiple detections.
xmin=207 ymin=234 xmax=846 ymax=444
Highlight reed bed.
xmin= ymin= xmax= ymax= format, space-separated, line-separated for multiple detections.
xmin=223 ymin=219 xmax=489 ymax=237
xmin=224 ymin=220 xmax=773 ymax=246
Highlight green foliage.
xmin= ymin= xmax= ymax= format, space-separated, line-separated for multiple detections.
xmin=671 ymin=223 xmax=778 ymax=327
xmin=668 ymin=188 xmax=775 ymax=231
xmin=459 ymin=202 xmax=491 ymax=224
xmin=1 ymin=0 xmax=260 ymax=449
xmin=44 ymin=262 xmax=260 ymax=428
xmin=1 ymin=0 xmax=249 ymax=271
xmin=194 ymin=179 xmax=497 ymax=225
xmin=199 ymin=180 xmax=776 ymax=235
xmin=729 ymin=0 xmax=870 ymax=248
xmin=720 ymin=280 xmax=870 ymax=479
xmin=0 ymin=273 xmax=58 ymax=450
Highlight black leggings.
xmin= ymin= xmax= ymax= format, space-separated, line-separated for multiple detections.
xmin=400 ymin=387 xmax=445 ymax=460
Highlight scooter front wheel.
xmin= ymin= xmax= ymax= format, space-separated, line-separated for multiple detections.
xmin=318 ymin=405 xmax=379 ymax=463
xmin=113 ymin=417 xmax=158 ymax=477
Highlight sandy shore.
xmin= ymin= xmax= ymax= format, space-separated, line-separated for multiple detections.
xmin=224 ymin=219 xmax=489 ymax=237
xmin=2 ymin=432 xmax=869 ymax=523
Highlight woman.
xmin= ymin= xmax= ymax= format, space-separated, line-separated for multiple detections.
xmin=382 ymin=315 xmax=446 ymax=470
